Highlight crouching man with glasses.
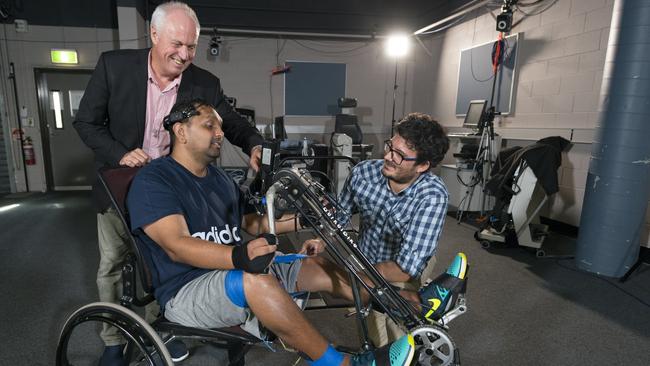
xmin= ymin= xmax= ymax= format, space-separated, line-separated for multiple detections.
xmin=336 ymin=113 xmax=451 ymax=347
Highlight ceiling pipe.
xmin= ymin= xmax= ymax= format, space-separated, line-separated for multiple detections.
xmin=413 ymin=0 xmax=491 ymax=35
xmin=200 ymin=27 xmax=381 ymax=41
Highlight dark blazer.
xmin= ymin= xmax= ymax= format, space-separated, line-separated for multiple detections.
xmin=74 ymin=48 xmax=264 ymax=211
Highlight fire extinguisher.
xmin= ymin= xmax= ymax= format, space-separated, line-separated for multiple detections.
xmin=23 ymin=136 xmax=36 ymax=165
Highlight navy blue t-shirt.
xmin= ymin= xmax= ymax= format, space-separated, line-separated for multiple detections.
xmin=127 ymin=156 xmax=248 ymax=308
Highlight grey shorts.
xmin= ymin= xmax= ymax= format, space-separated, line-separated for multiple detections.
xmin=164 ymin=259 xmax=302 ymax=339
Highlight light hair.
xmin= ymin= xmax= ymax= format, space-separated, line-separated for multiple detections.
xmin=150 ymin=1 xmax=200 ymax=36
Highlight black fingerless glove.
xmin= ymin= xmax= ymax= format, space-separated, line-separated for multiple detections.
xmin=231 ymin=234 xmax=277 ymax=273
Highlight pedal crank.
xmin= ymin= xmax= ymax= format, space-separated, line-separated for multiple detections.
xmin=411 ymin=325 xmax=459 ymax=366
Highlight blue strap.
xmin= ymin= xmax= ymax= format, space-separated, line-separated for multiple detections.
xmin=307 ymin=344 xmax=344 ymax=366
xmin=224 ymin=270 xmax=247 ymax=308
xmin=274 ymin=253 xmax=308 ymax=264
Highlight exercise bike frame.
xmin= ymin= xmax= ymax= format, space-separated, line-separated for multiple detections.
xmin=264 ymin=167 xmax=461 ymax=344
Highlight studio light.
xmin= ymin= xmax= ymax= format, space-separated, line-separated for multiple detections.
xmin=385 ymin=34 xmax=410 ymax=58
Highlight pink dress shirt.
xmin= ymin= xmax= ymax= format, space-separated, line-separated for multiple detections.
xmin=142 ymin=52 xmax=182 ymax=160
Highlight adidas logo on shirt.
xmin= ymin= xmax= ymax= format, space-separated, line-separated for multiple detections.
xmin=192 ymin=225 xmax=242 ymax=244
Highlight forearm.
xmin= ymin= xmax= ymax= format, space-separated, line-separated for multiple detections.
xmin=163 ymin=236 xmax=234 ymax=270
xmin=374 ymin=261 xmax=413 ymax=283
xmin=73 ymin=121 xmax=128 ymax=166
xmin=243 ymin=213 xmax=297 ymax=235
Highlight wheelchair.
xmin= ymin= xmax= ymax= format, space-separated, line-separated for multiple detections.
xmin=57 ymin=166 xmax=468 ymax=366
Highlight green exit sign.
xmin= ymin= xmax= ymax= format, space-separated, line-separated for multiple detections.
xmin=51 ymin=49 xmax=78 ymax=64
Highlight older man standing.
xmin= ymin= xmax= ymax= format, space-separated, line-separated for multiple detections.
xmin=73 ymin=2 xmax=263 ymax=364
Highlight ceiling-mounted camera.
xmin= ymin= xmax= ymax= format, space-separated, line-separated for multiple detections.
xmin=208 ymin=35 xmax=222 ymax=56
xmin=496 ymin=0 xmax=517 ymax=33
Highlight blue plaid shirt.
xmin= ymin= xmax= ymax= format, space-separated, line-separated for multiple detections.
xmin=336 ymin=160 xmax=448 ymax=278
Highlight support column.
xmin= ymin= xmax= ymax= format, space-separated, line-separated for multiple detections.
xmin=575 ymin=0 xmax=650 ymax=277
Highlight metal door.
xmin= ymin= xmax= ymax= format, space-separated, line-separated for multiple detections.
xmin=35 ymin=69 xmax=94 ymax=190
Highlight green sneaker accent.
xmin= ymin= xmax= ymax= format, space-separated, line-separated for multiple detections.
xmin=419 ymin=253 xmax=468 ymax=321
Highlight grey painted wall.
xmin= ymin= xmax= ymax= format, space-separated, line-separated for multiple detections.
xmin=411 ymin=0 xmax=649 ymax=247
xmin=0 ymin=22 xmax=411 ymax=190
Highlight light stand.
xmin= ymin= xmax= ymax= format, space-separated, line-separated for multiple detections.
xmin=390 ymin=61 xmax=398 ymax=137
xmin=456 ymin=34 xmax=505 ymax=223
xmin=385 ymin=34 xmax=409 ymax=137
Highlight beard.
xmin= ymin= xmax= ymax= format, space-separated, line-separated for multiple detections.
xmin=381 ymin=160 xmax=417 ymax=184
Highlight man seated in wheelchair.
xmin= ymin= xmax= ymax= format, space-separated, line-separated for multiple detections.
xmin=127 ymin=99 xmax=466 ymax=366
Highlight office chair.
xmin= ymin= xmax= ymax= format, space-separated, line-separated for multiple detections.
xmin=335 ymin=114 xmax=363 ymax=144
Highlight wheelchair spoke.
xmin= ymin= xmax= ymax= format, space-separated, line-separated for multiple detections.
xmin=57 ymin=302 xmax=173 ymax=366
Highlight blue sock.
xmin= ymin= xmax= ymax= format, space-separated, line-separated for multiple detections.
xmin=307 ymin=344 xmax=344 ymax=366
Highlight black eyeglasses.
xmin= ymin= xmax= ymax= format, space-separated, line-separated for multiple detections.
xmin=383 ymin=140 xmax=417 ymax=165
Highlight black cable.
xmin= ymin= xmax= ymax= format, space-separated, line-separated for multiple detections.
xmin=456 ymin=165 xmax=481 ymax=187
xmin=554 ymin=259 xmax=650 ymax=308
xmin=292 ymin=39 xmax=372 ymax=54
xmin=517 ymin=0 xmax=548 ymax=7
xmin=469 ymin=46 xmax=494 ymax=83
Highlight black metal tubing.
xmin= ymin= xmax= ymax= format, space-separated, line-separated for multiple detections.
xmin=272 ymin=168 xmax=426 ymax=330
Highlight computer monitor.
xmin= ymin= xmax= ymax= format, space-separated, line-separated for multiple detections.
xmin=463 ymin=100 xmax=487 ymax=131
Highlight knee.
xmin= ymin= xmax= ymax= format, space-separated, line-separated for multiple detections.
xmin=242 ymin=271 xmax=282 ymax=295
xmin=226 ymin=270 xmax=282 ymax=308
xmin=224 ymin=270 xmax=278 ymax=308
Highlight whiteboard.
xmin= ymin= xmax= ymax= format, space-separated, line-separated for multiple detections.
xmin=456 ymin=33 xmax=519 ymax=116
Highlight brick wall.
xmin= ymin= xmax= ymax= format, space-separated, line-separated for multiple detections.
xmin=412 ymin=0 xmax=649 ymax=247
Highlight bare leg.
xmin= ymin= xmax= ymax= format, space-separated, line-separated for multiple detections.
xmin=296 ymin=257 xmax=358 ymax=300
xmin=297 ymin=256 xmax=422 ymax=310
xmin=243 ymin=271 xmax=351 ymax=364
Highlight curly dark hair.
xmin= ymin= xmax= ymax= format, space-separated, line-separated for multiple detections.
xmin=395 ymin=112 xmax=449 ymax=169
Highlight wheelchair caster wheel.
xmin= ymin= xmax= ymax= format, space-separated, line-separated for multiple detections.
xmin=536 ymin=249 xmax=546 ymax=258
xmin=411 ymin=325 xmax=459 ymax=366
xmin=480 ymin=240 xmax=491 ymax=249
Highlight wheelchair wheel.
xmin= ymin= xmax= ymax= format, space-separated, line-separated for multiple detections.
xmin=56 ymin=302 xmax=173 ymax=366
xmin=411 ymin=325 xmax=459 ymax=366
